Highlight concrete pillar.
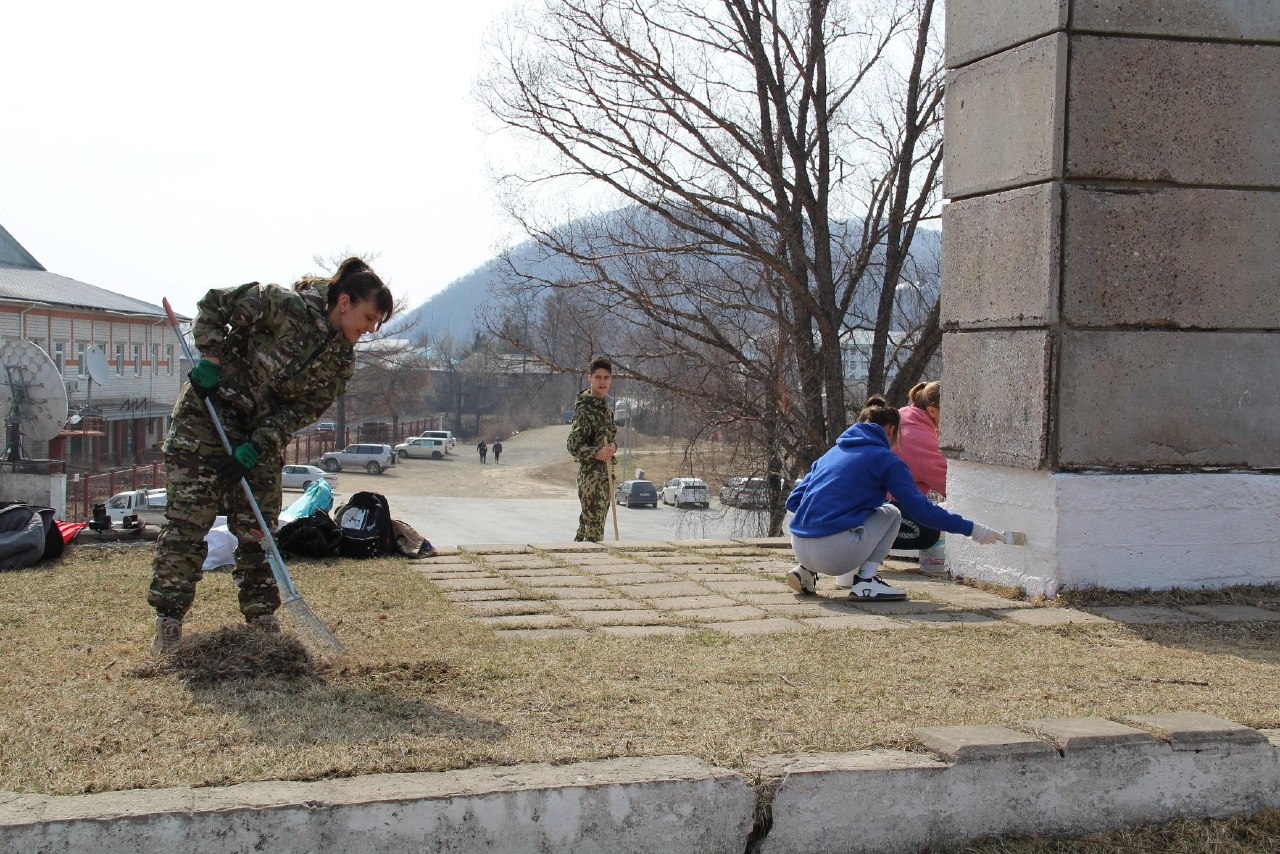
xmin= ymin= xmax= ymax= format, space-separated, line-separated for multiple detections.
xmin=940 ymin=1 xmax=1280 ymax=596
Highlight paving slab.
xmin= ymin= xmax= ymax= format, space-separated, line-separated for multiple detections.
xmin=410 ymin=553 xmax=469 ymax=564
xmin=492 ymin=628 xmax=593 ymax=640
xmin=1090 ymin=606 xmax=1209 ymax=625
xmin=477 ymin=556 xmax=562 ymax=568
xmin=1126 ymin=712 xmax=1271 ymax=749
xmin=459 ymin=601 xmax=554 ymax=617
xmin=614 ymin=582 xmax=711 ymax=598
xmin=895 ymin=612 xmax=1003 ymax=628
xmin=498 ymin=566 xmax=583 ymax=577
xmin=432 ymin=577 xmax=513 ymax=591
xmin=733 ymin=537 xmax=792 ymax=548
xmin=518 ymin=575 xmax=601 ymax=588
xmin=478 ymin=614 xmax=577 ymax=629
xmin=1180 ymin=605 xmax=1280 ymax=622
xmin=598 ymin=625 xmax=693 ymax=638
xmin=575 ymin=563 xmax=669 ymax=575
xmin=647 ymin=595 xmax=738 ymax=610
xmin=440 ymin=589 xmax=526 ymax=602
xmin=994 ymin=608 xmax=1113 ymax=626
xmin=600 ymin=572 xmax=679 ymax=584
xmin=564 ymin=553 xmax=636 ymax=565
xmin=801 ymin=614 xmax=911 ymax=631
xmin=551 ymin=598 xmax=648 ymax=612
xmin=670 ymin=605 xmax=768 ymax=622
xmin=706 ymin=617 xmax=805 ymax=636
xmin=665 ymin=563 xmax=738 ymax=574
xmin=732 ymin=592 xmax=807 ymax=605
xmin=522 ymin=586 xmax=618 ymax=600
xmin=610 ymin=541 xmax=679 ymax=551
xmin=700 ymin=548 xmax=772 ymax=557
xmin=670 ymin=539 xmax=742 ymax=548
xmin=841 ymin=599 xmax=953 ymax=615
xmin=528 ymin=542 xmax=605 ymax=552
xmin=760 ymin=602 xmax=865 ymax=618
xmin=917 ymin=588 xmax=1033 ymax=609
xmin=696 ymin=579 xmax=788 ymax=594
xmin=572 ymin=609 xmax=667 ymax=626
xmin=1024 ymin=717 xmax=1160 ymax=753
xmin=417 ymin=570 xmax=493 ymax=581
xmin=460 ymin=544 xmax=534 ymax=555
xmin=915 ymin=724 xmax=1057 ymax=763
xmin=641 ymin=554 xmax=713 ymax=565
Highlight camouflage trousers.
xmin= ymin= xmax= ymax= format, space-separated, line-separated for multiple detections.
xmin=574 ymin=460 xmax=613 ymax=542
xmin=148 ymin=444 xmax=283 ymax=620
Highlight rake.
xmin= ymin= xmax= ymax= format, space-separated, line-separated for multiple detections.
xmin=163 ymin=298 xmax=344 ymax=654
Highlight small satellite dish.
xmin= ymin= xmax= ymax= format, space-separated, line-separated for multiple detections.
xmin=0 ymin=339 xmax=70 ymax=443
xmin=84 ymin=344 xmax=110 ymax=386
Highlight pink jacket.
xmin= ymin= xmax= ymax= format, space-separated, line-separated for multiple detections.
xmin=895 ymin=404 xmax=947 ymax=498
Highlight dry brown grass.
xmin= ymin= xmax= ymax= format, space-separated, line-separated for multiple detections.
xmin=2 ymin=543 xmax=1279 ymax=809
xmin=957 ymin=807 xmax=1280 ymax=853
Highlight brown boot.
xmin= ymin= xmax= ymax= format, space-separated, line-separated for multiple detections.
xmin=151 ymin=616 xmax=182 ymax=655
xmin=248 ymin=613 xmax=282 ymax=633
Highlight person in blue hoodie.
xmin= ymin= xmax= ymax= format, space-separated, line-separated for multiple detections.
xmin=785 ymin=395 xmax=1004 ymax=601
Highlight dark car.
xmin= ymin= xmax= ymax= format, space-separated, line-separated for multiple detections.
xmin=614 ymin=479 xmax=659 ymax=508
xmin=719 ymin=476 xmax=769 ymax=509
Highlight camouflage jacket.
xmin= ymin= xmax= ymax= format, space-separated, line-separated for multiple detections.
xmin=165 ymin=281 xmax=354 ymax=460
xmin=566 ymin=389 xmax=617 ymax=466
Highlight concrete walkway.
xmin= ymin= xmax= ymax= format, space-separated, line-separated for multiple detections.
xmin=414 ymin=539 xmax=1280 ymax=639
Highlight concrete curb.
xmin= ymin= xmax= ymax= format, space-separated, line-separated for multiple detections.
xmin=3 ymin=714 xmax=1278 ymax=853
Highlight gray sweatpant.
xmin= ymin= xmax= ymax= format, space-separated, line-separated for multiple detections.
xmin=790 ymin=503 xmax=902 ymax=577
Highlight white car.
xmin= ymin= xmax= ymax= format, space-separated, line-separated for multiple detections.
xmin=103 ymin=488 xmax=167 ymax=525
xmin=281 ymin=464 xmax=339 ymax=490
xmin=395 ymin=437 xmax=448 ymax=460
xmin=662 ymin=477 xmax=711 ymax=508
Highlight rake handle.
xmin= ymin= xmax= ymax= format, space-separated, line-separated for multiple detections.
xmin=162 ymin=298 xmax=300 ymax=601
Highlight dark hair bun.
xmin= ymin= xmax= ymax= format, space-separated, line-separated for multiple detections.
xmin=864 ymin=394 xmax=889 ymax=408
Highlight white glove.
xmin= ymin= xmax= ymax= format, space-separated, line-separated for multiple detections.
xmin=970 ymin=523 xmax=1002 ymax=545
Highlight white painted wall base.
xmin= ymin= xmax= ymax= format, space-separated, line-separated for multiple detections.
xmin=0 ymin=472 xmax=66 ymax=518
xmin=946 ymin=462 xmax=1280 ymax=597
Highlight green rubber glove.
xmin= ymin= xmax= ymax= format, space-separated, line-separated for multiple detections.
xmin=188 ymin=359 xmax=221 ymax=397
xmin=214 ymin=441 xmax=260 ymax=484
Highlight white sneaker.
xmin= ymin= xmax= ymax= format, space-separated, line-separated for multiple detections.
xmin=849 ymin=575 xmax=907 ymax=601
xmin=786 ymin=565 xmax=818 ymax=595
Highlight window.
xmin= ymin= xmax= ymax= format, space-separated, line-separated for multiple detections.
xmin=115 ymin=344 xmax=124 ymax=375
xmin=166 ymin=345 xmax=174 ymax=375
xmin=132 ymin=344 xmax=141 ymax=376
xmin=76 ymin=341 xmax=87 ymax=376
xmin=152 ymin=344 xmax=160 ymax=376
xmin=51 ymin=342 xmax=64 ymax=374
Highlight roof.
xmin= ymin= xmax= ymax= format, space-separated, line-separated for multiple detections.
xmin=0 ymin=264 xmax=168 ymax=318
xmin=0 ymin=223 xmax=171 ymax=318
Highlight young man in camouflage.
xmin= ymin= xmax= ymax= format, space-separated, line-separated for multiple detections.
xmin=149 ymin=258 xmax=393 ymax=654
xmin=566 ymin=355 xmax=617 ymax=542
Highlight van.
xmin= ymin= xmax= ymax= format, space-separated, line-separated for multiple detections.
xmin=417 ymin=430 xmax=456 ymax=452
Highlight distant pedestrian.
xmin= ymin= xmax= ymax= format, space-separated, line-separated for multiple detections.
xmin=492 ymin=440 xmax=503 ymax=463
xmin=477 ymin=440 xmax=488 ymax=463
xmin=566 ymin=355 xmax=617 ymax=542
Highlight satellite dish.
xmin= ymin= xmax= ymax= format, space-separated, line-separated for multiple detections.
xmin=84 ymin=344 xmax=110 ymax=386
xmin=0 ymin=339 xmax=70 ymax=445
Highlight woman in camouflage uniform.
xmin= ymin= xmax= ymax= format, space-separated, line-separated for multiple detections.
xmin=149 ymin=258 xmax=393 ymax=654
xmin=566 ymin=355 xmax=617 ymax=542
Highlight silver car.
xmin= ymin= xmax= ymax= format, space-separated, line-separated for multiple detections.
xmin=661 ymin=477 xmax=710 ymax=508
xmin=321 ymin=443 xmax=396 ymax=474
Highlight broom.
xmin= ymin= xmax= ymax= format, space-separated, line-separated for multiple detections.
xmin=163 ymin=298 xmax=344 ymax=654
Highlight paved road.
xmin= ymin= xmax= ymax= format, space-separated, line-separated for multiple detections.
xmin=298 ymin=424 xmax=782 ymax=547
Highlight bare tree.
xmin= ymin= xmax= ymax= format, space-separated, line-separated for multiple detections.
xmin=480 ymin=0 xmax=944 ymax=530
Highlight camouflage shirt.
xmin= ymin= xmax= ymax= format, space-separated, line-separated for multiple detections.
xmin=165 ymin=281 xmax=354 ymax=459
xmin=566 ymin=388 xmax=617 ymax=465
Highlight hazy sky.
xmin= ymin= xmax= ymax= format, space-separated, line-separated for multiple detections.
xmin=1 ymin=1 xmax=521 ymax=317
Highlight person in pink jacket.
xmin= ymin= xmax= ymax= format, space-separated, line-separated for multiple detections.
xmin=896 ymin=380 xmax=946 ymax=498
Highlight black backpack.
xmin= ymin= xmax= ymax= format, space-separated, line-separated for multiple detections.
xmin=275 ymin=510 xmax=343 ymax=559
xmin=334 ymin=491 xmax=396 ymax=558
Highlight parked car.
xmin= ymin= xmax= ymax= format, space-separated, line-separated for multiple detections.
xmin=614 ymin=479 xmax=659 ymax=508
xmin=321 ymin=443 xmax=396 ymax=474
xmin=662 ymin=477 xmax=710 ymax=508
xmin=719 ymin=476 xmax=769 ymax=509
xmin=416 ymin=430 xmax=457 ymax=451
xmin=103 ymin=488 xmax=167 ymax=526
xmin=395 ymin=437 xmax=447 ymax=460
xmin=281 ymin=464 xmax=338 ymax=490
xmin=314 ymin=421 xmax=336 ymax=433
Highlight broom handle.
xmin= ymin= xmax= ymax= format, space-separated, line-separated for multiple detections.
xmin=163 ymin=298 xmax=300 ymax=601
xmin=608 ymin=452 xmax=619 ymax=541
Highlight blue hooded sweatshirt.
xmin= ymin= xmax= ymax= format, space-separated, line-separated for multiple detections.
xmin=786 ymin=422 xmax=974 ymax=539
